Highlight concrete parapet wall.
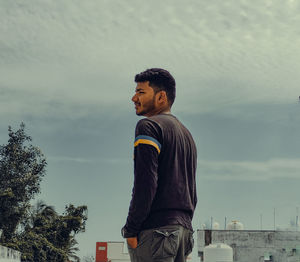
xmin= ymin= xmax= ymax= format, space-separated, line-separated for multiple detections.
xmin=197 ymin=230 xmax=300 ymax=262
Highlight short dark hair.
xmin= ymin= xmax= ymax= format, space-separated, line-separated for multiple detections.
xmin=135 ymin=68 xmax=176 ymax=106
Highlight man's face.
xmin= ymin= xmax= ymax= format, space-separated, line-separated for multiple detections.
xmin=131 ymin=81 xmax=157 ymax=117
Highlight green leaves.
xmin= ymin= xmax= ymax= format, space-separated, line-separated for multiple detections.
xmin=0 ymin=123 xmax=47 ymax=241
xmin=0 ymin=123 xmax=88 ymax=261
xmin=15 ymin=202 xmax=87 ymax=261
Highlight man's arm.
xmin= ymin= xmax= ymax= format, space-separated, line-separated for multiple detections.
xmin=122 ymin=119 xmax=161 ymax=238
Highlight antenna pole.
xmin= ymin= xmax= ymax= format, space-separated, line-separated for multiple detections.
xmin=296 ymin=207 xmax=299 ymax=231
xmin=273 ymin=208 xmax=276 ymax=231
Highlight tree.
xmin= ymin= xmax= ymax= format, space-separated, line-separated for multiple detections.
xmin=81 ymin=254 xmax=95 ymax=262
xmin=0 ymin=123 xmax=46 ymax=241
xmin=0 ymin=124 xmax=88 ymax=261
xmin=15 ymin=202 xmax=87 ymax=262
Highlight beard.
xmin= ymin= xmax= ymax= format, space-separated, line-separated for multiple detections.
xmin=136 ymin=96 xmax=156 ymax=116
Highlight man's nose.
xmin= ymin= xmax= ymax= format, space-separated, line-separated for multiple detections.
xmin=132 ymin=94 xmax=138 ymax=102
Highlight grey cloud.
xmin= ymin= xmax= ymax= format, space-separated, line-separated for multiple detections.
xmin=1 ymin=0 xmax=300 ymax=116
xmin=47 ymin=156 xmax=93 ymax=163
xmin=198 ymin=158 xmax=300 ymax=181
xmin=179 ymin=103 xmax=300 ymax=163
xmin=47 ymin=156 xmax=132 ymax=164
xmin=0 ymin=65 xmax=133 ymax=119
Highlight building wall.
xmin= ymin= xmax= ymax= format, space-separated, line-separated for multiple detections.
xmin=0 ymin=245 xmax=21 ymax=262
xmin=197 ymin=230 xmax=300 ymax=262
xmin=107 ymin=242 xmax=130 ymax=261
xmin=96 ymin=242 xmax=130 ymax=262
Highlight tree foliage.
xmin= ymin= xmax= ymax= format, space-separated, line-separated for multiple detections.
xmin=0 ymin=124 xmax=88 ymax=261
xmin=15 ymin=202 xmax=88 ymax=262
xmin=0 ymin=123 xmax=46 ymax=241
xmin=81 ymin=254 xmax=95 ymax=262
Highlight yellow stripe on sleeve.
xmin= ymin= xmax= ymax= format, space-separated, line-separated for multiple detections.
xmin=134 ymin=139 xmax=161 ymax=154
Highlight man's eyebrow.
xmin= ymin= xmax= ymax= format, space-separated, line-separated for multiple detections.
xmin=135 ymin=88 xmax=144 ymax=92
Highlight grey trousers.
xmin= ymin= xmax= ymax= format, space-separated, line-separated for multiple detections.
xmin=127 ymin=225 xmax=194 ymax=262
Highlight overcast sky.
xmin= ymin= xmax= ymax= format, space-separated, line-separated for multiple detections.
xmin=1 ymin=0 xmax=300 ymax=260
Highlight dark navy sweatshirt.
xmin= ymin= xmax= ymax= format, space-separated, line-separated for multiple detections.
xmin=122 ymin=114 xmax=197 ymax=238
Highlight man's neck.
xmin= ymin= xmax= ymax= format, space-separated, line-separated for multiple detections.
xmin=146 ymin=107 xmax=171 ymax=117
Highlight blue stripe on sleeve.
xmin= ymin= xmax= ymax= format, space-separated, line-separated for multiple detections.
xmin=134 ymin=135 xmax=161 ymax=150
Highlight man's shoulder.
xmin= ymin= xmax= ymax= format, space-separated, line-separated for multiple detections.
xmin=136 ymin=115 xmax=168 ymax=127
xmin=135 ymin=114 xmax=183 ymax=136
xmin=135 ymin=117 xmax=162 ymax=137
xmin=136 ymin=117 xmax=156 ymax=128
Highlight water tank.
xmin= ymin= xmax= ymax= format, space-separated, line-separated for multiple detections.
xmin=226 ymin=220 xmax=244 ymax=230
xmin=212 ymin=222 xmax=220 ymax=230
xmin=204 ymin=243 xmax=233 ymax=262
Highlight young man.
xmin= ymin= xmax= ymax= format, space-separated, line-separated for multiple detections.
xmin=122 ymin=68 xmax=197 ymax=262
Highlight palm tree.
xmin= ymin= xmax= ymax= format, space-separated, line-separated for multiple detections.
xmin=66 ymin=236 xmax=80 ymax=262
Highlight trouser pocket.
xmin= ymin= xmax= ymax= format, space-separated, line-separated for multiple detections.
xmin=127 ymin=244 xmax=138 ymax=262
xmin=151 ymin=228 xmax=180 ymax=259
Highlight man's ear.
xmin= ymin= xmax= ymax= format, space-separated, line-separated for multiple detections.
xmin=157 ymin=91 xmax=168 ymax=104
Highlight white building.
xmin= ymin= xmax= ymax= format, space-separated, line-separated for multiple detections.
xmin=197 ymin=229 xmax=300 ymax=262
xmin=0 ymin=245 xmax=21 ymax=262
xmin=95 ymin=241 xmax=193 ymax=262
xmin=96 ymin=242 xmax=130 ymax=262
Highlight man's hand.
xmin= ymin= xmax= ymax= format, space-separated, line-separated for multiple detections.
xmin=127 ymin=237 xmax=138 ymax=249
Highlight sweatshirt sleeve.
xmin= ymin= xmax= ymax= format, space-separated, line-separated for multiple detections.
xmin=122 ymin=119 xmax=162 ymax=238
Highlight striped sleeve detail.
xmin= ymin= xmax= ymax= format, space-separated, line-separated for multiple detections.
xmin=134 ymin=135 xmax=161 ymax=154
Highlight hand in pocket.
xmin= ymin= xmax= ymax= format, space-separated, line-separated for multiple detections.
xmin=127 ymin=237 xmax=138 ymax=249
